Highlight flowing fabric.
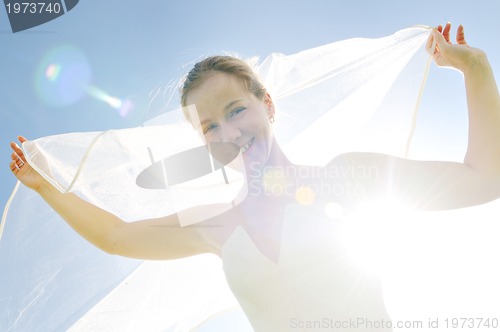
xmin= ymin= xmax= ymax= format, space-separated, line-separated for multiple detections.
xmin=2 ymin=26 xmax=500 ymax=331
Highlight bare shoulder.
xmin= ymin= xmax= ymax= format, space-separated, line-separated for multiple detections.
xmin=327 ymin=151 xmax=394 ymax=168
xmin=321 ymin=152 xmax=391 ymax=204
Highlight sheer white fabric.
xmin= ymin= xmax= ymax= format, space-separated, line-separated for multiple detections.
xmin=2 ymin=26 xmax=499 ymax=331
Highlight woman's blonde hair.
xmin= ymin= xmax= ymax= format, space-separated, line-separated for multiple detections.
xmin=180 ymin=55 xmax=266 ymax=108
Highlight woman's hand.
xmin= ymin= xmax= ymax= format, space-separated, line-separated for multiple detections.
xmin=9 ymin=137 xmax=211 ymax=259
xmin=9 ymin=136 xmax=46 ymax=192
xmin=426 ymin=22 xmax=487 ymax=73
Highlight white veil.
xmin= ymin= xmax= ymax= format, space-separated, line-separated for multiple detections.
xmin=2 ymin=26 xmax=499 ymax=331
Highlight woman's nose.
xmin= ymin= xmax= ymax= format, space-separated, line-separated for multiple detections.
xmin=218 ymin=123 xmax=241 ymax=142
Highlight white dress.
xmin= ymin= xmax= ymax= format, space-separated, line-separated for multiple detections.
xmin=221 ymin=203 xmax=392 ymax=331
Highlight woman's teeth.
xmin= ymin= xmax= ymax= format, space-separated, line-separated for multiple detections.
xmin=241 ymin=138 xmax=255 ymax=154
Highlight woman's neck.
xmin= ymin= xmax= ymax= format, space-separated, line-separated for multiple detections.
xmin=244 ymin=138 xmax=295 ymax=197
xmin=265 ymin=137 xmax=293 ymax=168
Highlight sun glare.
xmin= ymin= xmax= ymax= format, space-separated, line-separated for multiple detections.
xmin=336 ymin=196 xmax=410 ymax=275
xmin=341 ymin=196 xmax=500 ymax=324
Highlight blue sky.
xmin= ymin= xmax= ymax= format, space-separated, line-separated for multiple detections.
xmin=1 ymin=0 xmax=500 ymax=329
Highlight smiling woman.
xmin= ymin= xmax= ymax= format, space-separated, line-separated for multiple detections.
xmin=185 ymin=73 xmax=276 ymax=176
xmin=3 ymin=24 xmax=500 ymax=331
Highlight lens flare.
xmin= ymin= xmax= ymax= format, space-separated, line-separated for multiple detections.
xmin=86 ymin=86 xmax=134 ymax=117
xmin=35 ymin=45 xmax=92 ymax=107
xmin=45 ymin=64 xmax=61 ymax=81
xmin=35 ymin=45 xmax=134 ymax=117
xmin=295 ymin=186 xmax=315 ymax=205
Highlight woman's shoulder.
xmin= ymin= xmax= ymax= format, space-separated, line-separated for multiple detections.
xmin=326 ymin=151 xmax=394 ymax=167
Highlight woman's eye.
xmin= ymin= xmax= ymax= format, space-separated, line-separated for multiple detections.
xmin=230 ymin=107 xmax=246 ymax=117
xmin=203 ymin=124 xmax=217 ymax=134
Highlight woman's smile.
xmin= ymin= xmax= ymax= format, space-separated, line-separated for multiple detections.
xmin=241 ymin=137 xmax=255 ymax=155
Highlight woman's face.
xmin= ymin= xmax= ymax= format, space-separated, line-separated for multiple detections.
xmin=185 ymin=73 xmax=274 ymax=172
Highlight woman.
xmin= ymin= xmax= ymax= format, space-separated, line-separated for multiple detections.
xmin=8 ymin=23 xmax=500 ymax=331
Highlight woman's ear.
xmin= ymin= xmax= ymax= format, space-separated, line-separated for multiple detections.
xmin=264 ymin=93 xmax=275 ymax=121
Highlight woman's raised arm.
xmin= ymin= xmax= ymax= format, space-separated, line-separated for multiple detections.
xmin=331 ymin=23 xmax=500 ymax=210
xmin=429 ymin=23 xmax=500 ymax=175
xmin=9 ymin=136 xmax=216 ymax=260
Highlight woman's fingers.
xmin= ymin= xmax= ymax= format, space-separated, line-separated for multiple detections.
xmin=426 ymin=26 xmax=445 ymax=56
xmin=456 ymin=24 xmax=467 ymax=45
xmin=10 ymin=160 xmax=18 ymax=172
xmin=442 ymin=22 xmax=452 ymax=43
xmin=10 ymin=141 xmax=26 ymax=161
xmin=10 ymin=160 xmax=23 ymax=174
xmin=10 ymin=151 xmax=26 ymax=172
xmin=425 ymin=30 xmax=436 ymax=54
xmin=436 ymin=22 xmax=467 ymax=46
xmin=9 ymin=138 xmax=28 ymax=174
xmin=428 ymin=23 xmax=467 ymax=56
xmin=11 ymin=152 xmax=23 ymax=164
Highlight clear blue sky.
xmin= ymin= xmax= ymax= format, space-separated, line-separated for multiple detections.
xmin=1 ymin=1 xmax=499 ymax=329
